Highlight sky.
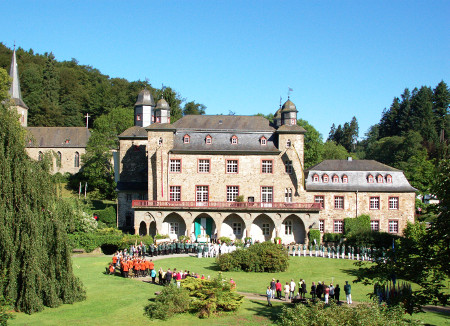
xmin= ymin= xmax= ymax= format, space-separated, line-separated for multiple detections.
xmin=2 ymin=1 xmax=449 ymax=138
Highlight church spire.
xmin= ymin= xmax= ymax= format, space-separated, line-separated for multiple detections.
xmin=8 ymin=46 xmax=29 ymax=127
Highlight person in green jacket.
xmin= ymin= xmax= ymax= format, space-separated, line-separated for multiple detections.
xmin=344 ymin=281 xmax=352 ymax=304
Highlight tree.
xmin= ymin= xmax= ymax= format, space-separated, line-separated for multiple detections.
xmin=182 ymin=101 xmax=206 ymax=115
xmin=0 ymin=101 xmax=85 ymax=314
xmin=0 ymin=68 xmax=9 ymax=102
xmin=297 ymin=119 xmax=323 ymax=168
xmin=322 ymin=141 xmax=350 ymax=160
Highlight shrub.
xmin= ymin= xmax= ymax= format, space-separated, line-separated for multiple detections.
xmin=216 ymin=242 xmax=289 ymax=272
xmin=144 ymin=286 xmax=190 ymax=320
xmin=308 ymin=229 xmax=321 ymax=244
xmin=323 ymin=233 xmax=343 ymax=242
xmin=344 ymin=214 xmax=371 ymax=237
xmin=218 ymin=236 xmax=232 ymax=244
xmin=179 ymin=235 xmax=189 ymax=242
xmin=154 ymin=234 xmax=169 ymax=240
xmin=277 ymin=300 xmax=414 ymax=326
xmin=94 ymin=206 xmax=116 ymax=228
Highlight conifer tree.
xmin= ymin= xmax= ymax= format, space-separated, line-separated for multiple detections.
xmin=0 ymin=90 xmax=85 ymax=313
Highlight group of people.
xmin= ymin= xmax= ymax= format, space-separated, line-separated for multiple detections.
xmin=286 ymin=243 xmax=381 ymax=261
xmin=266 ymin=278 xmax=353 ymax=307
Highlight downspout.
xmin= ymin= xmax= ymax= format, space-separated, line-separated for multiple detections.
xmin=356 ymin=190 xmax=358 ymax=217
xmin=167 ymin=150 xmax=170 ymax=201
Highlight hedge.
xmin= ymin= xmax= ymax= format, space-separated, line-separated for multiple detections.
xmin=323 ymin=233 xmax=343 ymax=242
xmin=308 ymin=229 xmax=321 ymax=244
xmin=344 ymin=214 xmax=370 ymax=237
xmin=94 ymin=206 xmax=116 ymax=228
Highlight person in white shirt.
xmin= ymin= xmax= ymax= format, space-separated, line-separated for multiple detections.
xmin=289 ymin=279 xmax=296 ymax=299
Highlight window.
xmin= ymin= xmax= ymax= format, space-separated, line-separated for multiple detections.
xmin=342 ymin=175 xmax=348 ymax=183
xmin=158 ymin=137 xmax=163 ymax=145
xmin=377 ymin=174 xmax=383 ymax=183
xmin=261 ymin=186 xmax=273 ymax=206
xmin=315 ymin=196 xmax=325 ymax=209
xmin=389 ymin=197 xmax=399 ymax=210
xmin=205 ymin=135 xmax=212 ymax=145
xmin=232 ymin=222 xmax=242 ymax=235
xmin=169 ymin=186 xmax=181 ymax=202
xmin=138 ymin=193 xmax=146 ymax=200
xmin=286 ymin=139 xmax=291 ymax=148
xmin=170 ymin=159 xmax=181 ymax=173
xmin=65 ymin=139 xmax=70 ymax=144
xmin=38 ymin=151 xmax=43 ymax=161
xmin=56 ymin=151 xmax=62 ymax=167
xmin=334 ymin=220 xmax=343 ymax=233
xmin=169 ymin=222 xmax=179 ymax=235
xmin=226 ymin=186 xmax=239 ymax=202
xmin=183 ymin=134 xmax=190 ymax=144
xmin=334 ymin=196 xmax=344 ymax=209
xmin=332 ymin=175 xmax=339 ymax=183
xmin=284 ymin=220 xmax=293 ymax=235
xmin=370 ymin=197 xmax=380 ymax=210
xmin=74 ymin=152 xmax=80 ymax=167
xmin=231 ymin=135 xmax=238 ymax=145
xmin=285 ymin=160 xmax=293 ymax=174
xmin=389 ymin=220 xmax=399 ymax=233
xmin=367 ymin=174 xmax=374 ymax=183
xmin=323 ymin=174 xmax=329 ymax=183
xmin=370 ymin=220 xmax=380 ymax=232
xmin=262 ymin=223 xmax=270 ymax=235
xmin=261 ymin=160 xmax=273 ymax=173
xmin=136 ymin=114 xmax=142 ymax=121
xmin=291 ymin=118 xmax=296 ymax=125
xmin=260 ymin=136 xmax=267 ymax=145
xmin=319 ymin=220 xmax=325 ymax=232
xmin=313 ymin=174 xmax=319 ymax=182
xmin=198 ymin=159 xmax=210 ymax=173
xmin=285 ymin=188 xmax=292 ymax=203
xmin=126 ymin=194 xmax=132 ymax=202
xmin=386 ymin=175 xmax=392 ymax=183
xmin=196 ymin=186 xmax=209 ymax=205
xmin=226 ymin=160 xmax=238 ymax=173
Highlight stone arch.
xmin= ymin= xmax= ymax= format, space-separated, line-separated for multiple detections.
xmin=281 ymin=214 xmax=306 ymax=244
xmin=162 ymin=212 xmax=186 ymax=240
xmin=149 ymin=221 xmax=157 ymax=237
xmin=222 ymin=213 xmax=246 ymax=240
xmin=138 ymin=221 xmax=147 ymax=236
xmin=192 ymin=213 xmax=217 ymax=241
xmin=251 ymin=214 xmax=275 ymax=242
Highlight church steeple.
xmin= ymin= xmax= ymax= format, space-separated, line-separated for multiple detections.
xmin=8 ymin=46 xmax=28 ymax=126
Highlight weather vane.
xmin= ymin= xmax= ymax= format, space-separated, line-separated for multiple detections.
xmin=287 ymin=87 xmax=293 ymax=99
xmin=279 ymin=96 xmax=282 ymax=107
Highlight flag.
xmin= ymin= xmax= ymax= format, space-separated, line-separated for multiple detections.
xmin=288 ymin=87 xmax=293 ymax=92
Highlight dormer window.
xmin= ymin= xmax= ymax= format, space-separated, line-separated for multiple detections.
xmin=313 ymin=174 xmax=319 ymax=182
xmin=65 ymin=139 xmax=70 ymax=144
xmin=323 ymin=174 xmax=329 ymax=183
xmin=367 ymin=174 xmax=374 ymax=183
xmin=260 ymin=136 xmax=267 ymax=146
xmin=342 ymin=175 xmax=348 ymax=183
xmin=332 ymin=175 xmax=339 ymax=183
xmin=183 ymin=134 xmax=190 ymax=144
xmin=205 ymin=135 xmax=212 ymax=145
xmin=286 ymin=139 xmax=291 ymax=148
xmin=377 ymin=174 xmax=383 ymax=183
xmin=231 ymin=135 xmax=238 ymax=145
xmin=386 ymin=174 xmax=392 ymax=183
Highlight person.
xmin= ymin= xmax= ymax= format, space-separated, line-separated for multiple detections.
xmin=270 ymin=278 xmax=276 ymax=299
xmin=108 ymin=263 xmax=115 ymax=275
xmin=158 ymin=267 xmax=163 ymax=285
xmin=165 ymin=268 xmax=173 ymax=285
xmin=316 ymin=281 xmax=323 ymax=300
xmin=324 ymin=284 xmax=330 ymax=304
xmin=230 ymin=278 xmax=236 ymax=290
xmin=176 ymin=269 xmax=182 ymax=288
xmin=284 ymin=282 xmax=290 ymax=301
xmin=310 ymin=282 xmax=316 ymax=300
xmin=334 ymin=284 xmax=341 ymax=303
xmin=266 ymin=286 xmax=273 ymax=307
xmin=275 ymin=280 xmax=282 ymax=299
xmin=301 ymin=279 xmax=307 ymax=299
xmin=344 ymin=281 xmax=352 ymax=304
xmin=289 ymin=279 xmax=296 ymax=299
xmin=329 ymin=283 xmax=335 ymax=300
xmin=150 ymin=268 xmax=156 ymax=284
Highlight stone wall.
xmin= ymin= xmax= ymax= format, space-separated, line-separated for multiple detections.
xmin=25 ymin=147 xmax=86 ymax=174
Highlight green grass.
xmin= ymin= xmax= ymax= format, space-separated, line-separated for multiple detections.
xmin=10 ymin=255 xmax=449 ymax=325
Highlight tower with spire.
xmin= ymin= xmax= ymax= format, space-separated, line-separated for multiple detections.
xmin=8 ymin=46 xmax=28 ymax=127
xmin=134 ymin=89 xmax=155 ymax=127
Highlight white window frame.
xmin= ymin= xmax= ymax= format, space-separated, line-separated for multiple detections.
xmin=169 ymin=186 xmax=181 ymax=202
xmin=198 ymin=159 xmax=210 ymax=173
xmin=389 ymin=197 xmax=399 ymax=210
xmin=370 ymin=197 xmax=380 ymax=210
xmin=284 ymin=188 xmax=292 ymax=203
xmin=170 ymin=159 xmax=181 ymax=173
xmin=315 ymin=196 xmax=324 ymax=209
xmin=226 ymin=160 xmax=238 ymax=173
xmin=261 ymin=186 xmax=273 ymax=207
xmin=284 ymin=220 xmax=293 ymax=235
xmin=370 ymin=220 xmax=380 ymax=232
xmin=334 ymin=220 xmax=343 ymax=233
xmin=334 ymin=196 xmax=344 ymax=209
xmin=262 ymin=223 xmax=270 ymax=236
xmin=169 ymin=222 xmax=179 ymax=235
xmin=285 ymin=160 xmax=293 ymax=174
xmin=389 ymin=220 xmax=399 ymax=233
xmin=232 ymin=222 xmax=242 ymax=235
xmin=262 ymin=160 xmax=273 ymax=173
xmin=319 ymin=220 xmax=324 ymax=232
xmin=226 ymin=186 xmax=239 ymax=202
xmin=196 ymin=186 xmax=209 ymax=206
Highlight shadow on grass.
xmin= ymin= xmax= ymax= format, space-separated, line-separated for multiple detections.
xmin=245 ymin=299 xmax=290 ymax=323
xmin=203 ymin=263 xmax=222 ymax=271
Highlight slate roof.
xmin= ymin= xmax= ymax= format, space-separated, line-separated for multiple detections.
xmin=119 ymin=126 xmax=148 ymax=139
xmin=172 ymin=115 xmax=275 ymax=132
xmin=277 ymin=124 xmax=306 ymax=134
xmin=134 ymin=89 xmax=155 ymax=106
xmin=26 ymin=127 xmax=91 ymax=148
xmin=305 ymin=160 xmax=416 ymax=192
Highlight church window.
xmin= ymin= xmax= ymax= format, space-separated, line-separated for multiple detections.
xmin=231 ymin=135 xmax=238 ymax=145
xmin=260 ymin=136 xmax=267 ymax=145
xmin=386 ymin=175 xmax=392 ymax=183
xmin=169 ymin=186 xmax=181 ymax=201
xmin=284 ymin=160 xmax=293 ymax=174
xmin=74 ymin=152 xmax=80 ymax=167
xmin=332 ymin=175 xmax=339 ymax=183
xmin=183 ymin=134 xmax=190 ymax=144
xmin=261 ymin=160 xmax=273 ymax=173
xmin=314 ymin=195 xmax=324 ymax=208
xmin=313 ymin=174 xmax=319 ymax=182
xmin=323 ymin=174 xmax=329 ymax=183
xmin=38 ymin=151 xmax=43 ymax=161
xmin=342 ymin=175 xmax=348 ymax=183
xmin=377 ymin=174 xmax=383 ymax=183
xmin=56 ymin=151 xmax=62 ymax=167
xmin=205 ymin=135 xmax=212 ymax=145
xmin=367 ymin=174 xmax=374 ymax=183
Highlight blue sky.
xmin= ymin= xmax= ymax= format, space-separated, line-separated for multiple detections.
xmin=2 ymin=1 xmax=449 ymax=138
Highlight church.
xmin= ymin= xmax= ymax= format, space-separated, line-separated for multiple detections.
xmin=6 ymin=48 xmax=90 ymax=174
xmin=117 ymin=90 xmax=416 ymax=243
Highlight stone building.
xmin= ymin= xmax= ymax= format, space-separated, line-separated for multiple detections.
xmin=5 ymin=48 xmax=90 ymax=174
xmin=117 ymin=90 xmax=416 ymax=243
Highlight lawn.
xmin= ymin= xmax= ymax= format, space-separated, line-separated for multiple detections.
xmin=10 ymin=255 xmax=449 ymax=325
